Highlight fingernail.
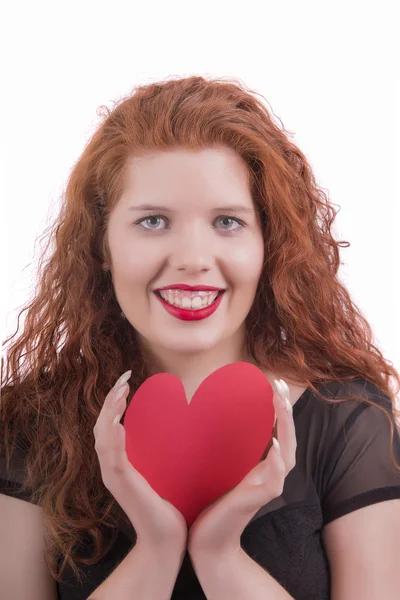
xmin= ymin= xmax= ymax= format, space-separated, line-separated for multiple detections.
xmin=115 ymin=370 xmax=132 ymax=389
xmin=113 ymin=384 xmax=127 ymax=405
xmin=272 ymin=437 xmax=281 ymax=455
xmin=274 ymin=379 xmax=292 ymax=414
xmin=113 ymin=413 xmax=121 ymax=427
xmin=274 ymin=379 xmax=283 ymax=394
xmin=279 ymin=378 xmax=290 ymax=397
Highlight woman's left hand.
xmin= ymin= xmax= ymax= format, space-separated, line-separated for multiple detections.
xmin=187 ymin=378 xmax=297 ymax=558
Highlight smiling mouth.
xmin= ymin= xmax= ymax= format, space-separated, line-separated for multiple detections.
xmin=154 ymin=290 xmax=225 ymax=311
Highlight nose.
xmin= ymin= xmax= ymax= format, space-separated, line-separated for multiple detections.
xmin=169 ymin=225 xmax=213 ymax=274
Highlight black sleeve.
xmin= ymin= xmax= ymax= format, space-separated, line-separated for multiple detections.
xmin=319 ymin=382 xmax=400 ymax=525
xmin=0 ymin=435 xmax=37 ymax=504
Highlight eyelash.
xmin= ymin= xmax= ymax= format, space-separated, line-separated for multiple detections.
xmin=134 ymin=214 xmax=246 ymax=233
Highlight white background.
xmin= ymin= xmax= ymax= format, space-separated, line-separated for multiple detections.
xmin=1 ymin=1 xmax=399 ymax=400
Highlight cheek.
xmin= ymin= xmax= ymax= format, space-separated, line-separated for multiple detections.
xmin=226 ymin=242 xmax=264 ymax=285
xmin=112 ymin=239 xmax=162 ymax=284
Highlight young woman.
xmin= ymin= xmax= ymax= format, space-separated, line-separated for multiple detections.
xmin=1 ymin=75 xmax=400 ymax=600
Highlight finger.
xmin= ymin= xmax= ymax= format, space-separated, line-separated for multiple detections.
xmin=109 ymin=387 xmax=131 ymax=472
xmin=273 ymin=379 xmax=297 ymax=472
xmin=94 ymin=382 xmax=126 ymax=444
xmin=225 ymin=448 xmax=287 ymax=526
xmin=94 ymin=374 xmax=131 ymax=469
xmin=243 ymin=434 xmax=286 ymax=489
xmin=95 ymin=370 xmax=131 ymax=432
xmin=95 ymin=381 xmax=161 ymax=497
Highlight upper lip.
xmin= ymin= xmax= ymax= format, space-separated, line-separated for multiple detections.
xmin=154 ymin=284 xmax=225 ymax=292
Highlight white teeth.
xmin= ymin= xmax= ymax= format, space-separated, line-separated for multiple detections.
xmin=192 ymin=296 xmax=202 ymax=308
xmin=182 ymin=296 xmax=192 ymax=308
xmin=158 ymin=290 xmax=221 ymax=310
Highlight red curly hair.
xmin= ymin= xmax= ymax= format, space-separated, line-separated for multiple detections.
xmin=1 ymin=74 xmax=399 ymax=584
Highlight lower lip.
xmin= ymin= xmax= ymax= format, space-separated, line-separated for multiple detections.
xmin=154 ymin=292 xmax=224 ymax=321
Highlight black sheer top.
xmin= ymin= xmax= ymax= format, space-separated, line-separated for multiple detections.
xmin=1 ymin=378 xmax=400 ymax=599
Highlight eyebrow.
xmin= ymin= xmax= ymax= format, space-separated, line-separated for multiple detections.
xmin=127 ymin=204 xmax=255 ymax=213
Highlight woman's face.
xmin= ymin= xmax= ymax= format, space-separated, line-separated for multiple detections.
xmin=106 ymin=147 xmax=265 ymax=356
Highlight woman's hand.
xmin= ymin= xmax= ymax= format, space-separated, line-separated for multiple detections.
xmin=93 ymin=370 xmax=188 ymax=555
xmin=187 ymin=378 xmax=296 ymax=559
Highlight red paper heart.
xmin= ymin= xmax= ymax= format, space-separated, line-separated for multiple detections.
xmin=123 ymin=362 xmax=275 ymax=526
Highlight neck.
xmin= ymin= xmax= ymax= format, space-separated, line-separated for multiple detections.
xmin=140 ymin=331 xmax=255 ymax=402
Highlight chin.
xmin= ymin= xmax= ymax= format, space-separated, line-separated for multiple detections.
xmin=158 ymin=335 xmax=222 ymax=355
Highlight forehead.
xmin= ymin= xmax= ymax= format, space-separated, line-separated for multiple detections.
xmin=120 ymin=148 xmax=252 ymax=207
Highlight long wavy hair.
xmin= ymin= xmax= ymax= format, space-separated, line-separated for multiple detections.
xmin=2 ymin=75 xmax=400 ymax=584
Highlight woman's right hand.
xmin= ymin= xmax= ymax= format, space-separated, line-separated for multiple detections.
xmin=93 ymin=370 xmax=188 ymax=555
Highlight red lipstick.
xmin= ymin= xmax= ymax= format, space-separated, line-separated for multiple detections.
xmin=154 ymin=290 xmax=225 ymax=321
xmin=155 ymin=284 xmax=224 ymax=292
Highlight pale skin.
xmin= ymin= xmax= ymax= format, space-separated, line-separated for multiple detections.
xmin=106 ymin=146 xmax=308 ymax=405
xmin=97 ymin=146 xmax=400 ymax=598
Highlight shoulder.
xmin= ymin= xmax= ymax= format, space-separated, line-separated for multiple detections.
xmin=0 ymin=426 xmax=36 ymax=503
xmin=294 ymin=377 xmax=399 ymax=483
xmin=298 ymin=377 xmax=393 ymax=422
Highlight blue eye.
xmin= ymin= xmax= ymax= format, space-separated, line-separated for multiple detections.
xmin=214 ymin=216 xmax=245 ymax=232
xmin=134 ymin=214 xmax=245 ymax=232
xmin=135 ymin=215 xmax=169 ymax=230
